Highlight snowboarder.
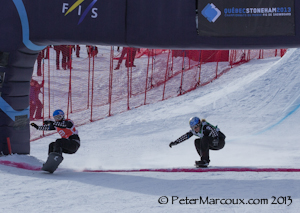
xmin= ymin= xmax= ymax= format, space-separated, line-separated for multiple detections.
xmin=30 ymin=109 xmax=80 ymax=172
xmin=169 ymin=117 xmax=225 ymax=167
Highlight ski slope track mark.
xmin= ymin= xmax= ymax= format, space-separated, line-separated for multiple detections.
xmin=83 ymin=167 xmax=300 ymax=173
xmin=0 ymin=160 xmax=41 ymax=171
xmin=1 ymin=160 xmax=300 ymax=173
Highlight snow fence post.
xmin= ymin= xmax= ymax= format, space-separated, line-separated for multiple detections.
xmin=6 ymin=137 xmax=12 ymax=155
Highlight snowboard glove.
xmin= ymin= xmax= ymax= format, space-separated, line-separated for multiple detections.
xmin=169 ymin=141 xmax=178 ymax=148
xmin=43 ymin=120 xmax=54 ymax=125
xmin=30 ymin=123 xmax=39 ymax=129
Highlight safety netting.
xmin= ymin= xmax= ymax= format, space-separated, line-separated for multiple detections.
xmin=30 ymin=46 xmax=286 ymax=140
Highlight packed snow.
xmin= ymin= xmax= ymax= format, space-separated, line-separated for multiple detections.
xmin=1 ymin=48 xmax=300 ymax=212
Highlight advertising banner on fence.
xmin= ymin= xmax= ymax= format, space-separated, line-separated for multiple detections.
xmin=197 ymin=0 xmax=295 ymax=37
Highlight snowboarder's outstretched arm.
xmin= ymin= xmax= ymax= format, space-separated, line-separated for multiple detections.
xmin=169 ymin=131 xmax=193 ymax=148
xmin=30 ymin=121 xmax=55 ymax=131
xmin=30 ymin=120 xmax=74 ymax=131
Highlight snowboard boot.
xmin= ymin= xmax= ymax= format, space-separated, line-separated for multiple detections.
xmin=41 ymin=152 xmax=64 ymax=173
xmin=195 ymin=159 xmax=210 ymax=168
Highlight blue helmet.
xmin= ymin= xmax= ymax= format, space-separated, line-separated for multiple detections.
xmin=53 ymin=109 xmax=65 ymax=121
xmin=189 ymin=117 xmax=201 ymax=129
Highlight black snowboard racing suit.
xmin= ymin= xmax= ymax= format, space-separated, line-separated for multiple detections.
xmin=170 ymin=120 xmax=225 ymax=164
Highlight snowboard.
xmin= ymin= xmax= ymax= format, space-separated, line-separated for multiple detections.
xmin=41 ymin=152 xmax=64 ymax=173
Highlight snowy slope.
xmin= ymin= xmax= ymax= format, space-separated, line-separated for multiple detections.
xmin=1 ymin=49 xmax=300 ymax=212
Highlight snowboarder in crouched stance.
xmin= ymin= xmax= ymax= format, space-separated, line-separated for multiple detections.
xmin=30 ymin=109 xmax=80 ymax=173
xmin=169 ymin=117 xmax=225 ymax=168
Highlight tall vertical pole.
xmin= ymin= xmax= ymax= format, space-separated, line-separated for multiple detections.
xmin=144 ymin=51 xmax=150 ymax=105
xmin=162 ymin=50 xmax=171 ymax=101
xmin=108 ymin=46 xmax=114 ymax=116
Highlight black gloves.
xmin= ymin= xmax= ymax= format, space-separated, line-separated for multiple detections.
xmin=43 ymin=120 xmax=54 ymax=125
xmin=169 ymin=141 xmax=178 ymax=148
xmin=30 ymin=123 xmax=38 ymax=129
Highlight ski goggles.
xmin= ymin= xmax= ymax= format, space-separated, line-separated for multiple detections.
xmin=191 ymin=123 xmax=201 ymax=131
xmin=53 ymin=114 xmax=64 ymax=121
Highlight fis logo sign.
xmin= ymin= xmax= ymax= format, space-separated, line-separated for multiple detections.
xmin=201 ymin=3 xmax=221 ymax=23
xmin=62 ymin=0 xmax=98 ymax=25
